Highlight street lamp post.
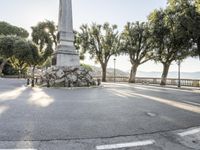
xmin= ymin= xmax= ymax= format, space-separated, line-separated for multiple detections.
xmin=178 ymin=59 xmax=181 ymax=88
xmin=114 ymin=58 xmax=116 ymax=83
xmin=18 ymin=70 xmax=21 ymax=78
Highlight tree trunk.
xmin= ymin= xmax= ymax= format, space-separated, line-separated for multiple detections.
xmin=101 ymin=63 xmax=107 ymax=82
xmin=197 ymin=38 xmax=200 ymax=56
xmin=18 ymin=68 xmax=22 ymax=78
xmin=129 ymin=64 xmax=139 ymax=83
xmin=0 ymin=60 xmax=7 ymax=76
xmin=160 ymin=63 xmax=170 ymax=86
xmin=31 ymin=66 xmax=36 ymax=87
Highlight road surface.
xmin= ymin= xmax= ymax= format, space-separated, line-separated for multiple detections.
xmin=0 ymin=78 xmax=199 ymax=149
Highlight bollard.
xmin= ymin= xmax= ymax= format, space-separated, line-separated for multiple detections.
xmin=47 ymin=80 xmax=50 ymax=88
xmin=97 ymin=79 xmax=101 ymax=86
xmin=27 ymin=78 xmax=30 ymax=85
xmin=35 ymin=78 xmax=38 ymax=84
xmin=31 ymin=79 xmax=35 ymax=87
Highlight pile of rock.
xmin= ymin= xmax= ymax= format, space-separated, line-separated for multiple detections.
xmin=40 ymin=66 xmax=99 ymax=87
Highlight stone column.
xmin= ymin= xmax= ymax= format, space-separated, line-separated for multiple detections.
xmin=56 ymin=0 xmax=80 ymax=67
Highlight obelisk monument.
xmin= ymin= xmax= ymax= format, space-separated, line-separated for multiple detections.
xmin=56 ymin=0 xmax=80 ymax=67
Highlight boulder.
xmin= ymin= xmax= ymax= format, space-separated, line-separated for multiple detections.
xmin=39 ymin=66 xmax=98 ymax=87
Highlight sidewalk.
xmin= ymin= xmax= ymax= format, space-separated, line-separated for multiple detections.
xmin=104 ymin=82 xmax=200 ymax=93
xmin=142 ymin=83 xmax=200 ymax=92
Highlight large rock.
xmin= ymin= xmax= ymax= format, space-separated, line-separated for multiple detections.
xmin=56 ymin=69 xmax=65 ymax=78
xmin=39 ymin=66 xmax=98 ymax=87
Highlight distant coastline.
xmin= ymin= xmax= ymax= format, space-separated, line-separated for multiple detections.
xmin=137 ymin=71 xmax=200 ymax=80
xmin=91 ymin=66 xmax=200 ymax=79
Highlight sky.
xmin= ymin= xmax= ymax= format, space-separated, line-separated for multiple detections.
xmin=0 ymin=0 xmax=200 ymax=73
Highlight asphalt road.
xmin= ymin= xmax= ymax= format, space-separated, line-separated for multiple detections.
xmin=0 ymin=78 xmax=200 ymax=149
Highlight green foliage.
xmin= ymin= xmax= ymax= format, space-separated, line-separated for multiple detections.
xmin=0 ymin=35 xmax=19 ymax=59
xmin=10 ymin=39 xmax=35 ymax=72
xmin=3 ymin=64 xmax=18 ymax=75
xmin=80 ymin=64 xmax=93 ymax=72
xmin=13 ymin=39 xmax=32 ymax=62
xmin=0 ymin=59 xmax=18 ymax=76
xmin=120 ymin=21 xmax=153 ymax=82
xmin=196 ymin=1 xmax=200 ymax=12
xmin=31 ymin=20 xmax=56 ymax=61
xmin=0 ymin=36 xmax=42 ymax=74
xmin=77 ymin=23 xmax=120 ymax=63
xmin=149 ymin=8 xmax=190 ymax=64
xmin=27 ymin=41 xmax=42 ymax=66
xmin=0 ymin=59 xmax=19 ymax=75
xmin=0 ymin=21 xmax=29 ymax=38
xmin=77 ymin=22 xmax=121 ymax=81
xmin=166 ymin=0 xmax=200 ymax=56
xmin=74 ymin=30 xmax=85 ymax=60
xmin=148 ymin=8 xmax=191 ymax=85
xmin=41 ymin=57 xmax=52 ymax=68
xmin=0 ymin=22 xmax=29 ymax=75
xmin=121 ymin=22 xmax=153 ymax=65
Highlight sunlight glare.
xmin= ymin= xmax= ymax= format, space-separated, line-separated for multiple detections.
xmin=110 ymin=89 xmax=200 ymax=114
xmin=0 ymin=105 xmax=9 ymax=116
xmin=0 ymin=86 xmax=26 ymax=102
xmin=28 ymin=88 xmax=54 ymax=107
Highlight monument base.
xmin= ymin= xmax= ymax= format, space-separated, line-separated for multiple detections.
xmin=40 ymin=66 xmax=99 ymax=87
xmin=56 ymin=53 xmax=80 ymax=67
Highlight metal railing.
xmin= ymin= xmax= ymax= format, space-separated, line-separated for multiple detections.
xmin=2 ymin=75 xmax=200 ymax=87
xmin=94 ymin=76 xmax=200 ymax=87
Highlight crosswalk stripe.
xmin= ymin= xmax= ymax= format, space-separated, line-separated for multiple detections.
xmin=96 ymin=140 xmax=155 ymax=150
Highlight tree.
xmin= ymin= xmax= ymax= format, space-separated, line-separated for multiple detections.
xmin=26 ymin=41 xmax=42 ymax=87
xmin=0 ymin=21 xmax=29 ymax=38
xmin=10 ymin=38 xmax=33 ymax=77
xmin=0 ymin=35 xmax=19 ymax=75
xmin=167 ymin=0 xmax=200 ymax=56
xmin=0 ymin=22 xmax=29 ymax=75
xmin=77 ymin=23 xmax=121 ymax=82
xmin=9 ymin=38 xmax=41 ymax=81
xmin=121 ymin=22 xmax=153 ymax=83
xmin=74 ymin=30 xmax=85 ymax=60
xmin=0 ymin=59 xmax=18 ymax=75
xmin=31 ymin=20 xmax=57 ymax=63
xmin=149 ymin=8 xmax=191 ymax=85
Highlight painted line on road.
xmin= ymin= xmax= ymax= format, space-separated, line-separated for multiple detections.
xmin=96 ymin=140 xmax=155 ymax=150
xmin=109 ymin=89 xmax=200 ymax=113
xmin=183 ymin=101 xmax=200 ymax=107
xmin=178 ymin=128 xmax=200 ymax=137
xmin=0 ymin=149 xmax=37 ymax=150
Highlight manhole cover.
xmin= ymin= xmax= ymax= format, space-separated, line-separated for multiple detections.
xmin=146 ymin=112 xmax=157 ymax=117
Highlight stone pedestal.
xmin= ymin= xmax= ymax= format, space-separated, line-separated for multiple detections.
xmin=56 ymin=45 xmax=80 ymax=67
xmin=56 ymin=53 xmax=80 ymax=67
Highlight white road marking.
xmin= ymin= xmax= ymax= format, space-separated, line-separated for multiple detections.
xmin=109 ymin=89 xmax=200 ymax=113
xmin=183 ymin=101 xmax=200 ymax=107
xmin=96 ymin=140 xmax=155 ymax=150
xmin=0 ymin=149 xmax=37 ymax=150
xmin=178 ymin=128 xmax=200 ymax=137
